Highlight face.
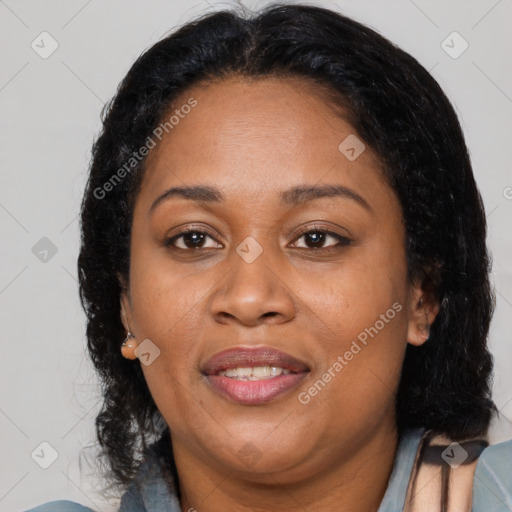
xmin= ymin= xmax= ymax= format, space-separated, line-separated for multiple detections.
xmin=121 ymin=76 xmax=434 ymax=483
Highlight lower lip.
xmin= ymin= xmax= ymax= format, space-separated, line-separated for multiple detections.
xmin=205 ymin=373 xmax=308 ymax=405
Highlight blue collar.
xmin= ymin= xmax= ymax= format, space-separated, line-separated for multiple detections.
xmin=377 ymin=428 xmax=425 ymax=511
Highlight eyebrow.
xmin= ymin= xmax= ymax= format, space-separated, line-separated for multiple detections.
xmin=149 ymin=183 xmax=371 ymax=214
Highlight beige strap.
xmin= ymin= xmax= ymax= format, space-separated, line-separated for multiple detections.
xmin=403 ymin=430 xmax=488 ymax=512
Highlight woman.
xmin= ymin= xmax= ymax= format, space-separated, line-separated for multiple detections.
xmin=26 ymin=3 xmax=512 ymax=512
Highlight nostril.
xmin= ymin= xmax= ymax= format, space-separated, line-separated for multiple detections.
xmin=219 ymin=312 xmax=235 ymax=320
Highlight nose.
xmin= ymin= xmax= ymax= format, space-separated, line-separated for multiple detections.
xmin=209 ymin=245 xmax=296 ymax=327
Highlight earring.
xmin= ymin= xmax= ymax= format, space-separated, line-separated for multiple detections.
xmin=121 ymin=332 xmax=137 ymax=360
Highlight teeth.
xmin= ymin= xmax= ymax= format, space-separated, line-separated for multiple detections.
xmin=236 ymin=367 xmax=253 ymax=378
xmin=252 ymin=366 xmax=271 ymax=378
xmin=217 ymin=366 xmax=293 ymax=380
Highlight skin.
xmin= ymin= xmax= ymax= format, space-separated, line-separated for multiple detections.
xmin=120 ymin=76 xmax=439 ymax=512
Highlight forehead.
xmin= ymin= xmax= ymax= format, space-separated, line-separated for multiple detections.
xmin=138 ymin=76 xmax=390 ymax=209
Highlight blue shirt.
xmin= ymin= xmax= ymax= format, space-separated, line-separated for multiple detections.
xmin=24 ymin=428 xmax=512 ymax=512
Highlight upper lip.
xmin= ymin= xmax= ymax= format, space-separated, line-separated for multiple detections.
xmin=202 ymin=346 xmax=310 ymax=375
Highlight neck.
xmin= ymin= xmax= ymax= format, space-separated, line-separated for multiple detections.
xmin=172 ymin=421 xmax=399 ymax=512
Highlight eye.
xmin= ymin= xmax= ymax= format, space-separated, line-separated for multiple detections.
xmin=165 ymin=228 xmax=222 ymax=250
xmin=290 ymin=226 xmax=352 ymax=250
xmin=165 ymin=225 xmax=352 ymax=252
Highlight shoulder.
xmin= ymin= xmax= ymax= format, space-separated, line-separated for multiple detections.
xmin=472 ymin=437 xmax=512 ymax=511
xmin=23 ymin=500 xmax=97 ymax=512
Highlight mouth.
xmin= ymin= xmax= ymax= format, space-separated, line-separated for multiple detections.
xmin=201 ymin=346 xmax=310 ymax=405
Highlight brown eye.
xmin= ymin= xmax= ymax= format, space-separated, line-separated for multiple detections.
xmin=291 ymin=228 xmax=352 ymax=250
xmin=166 ymin=229 xmax=222 ymax=250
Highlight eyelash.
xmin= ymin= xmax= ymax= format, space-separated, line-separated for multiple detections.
xmin=293 ymin=225 xmax=353 ymax=250
xmin=165 ymin=224 xmax=352 ymax=252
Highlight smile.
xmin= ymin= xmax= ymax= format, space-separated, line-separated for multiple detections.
xmin=217 ymin=366 xmax=292 ymax=379
xmin=202 ymin=346 xmax=310 ymax=405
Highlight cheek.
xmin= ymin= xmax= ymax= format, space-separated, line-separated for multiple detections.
xmin=299 ymin=285 xmax=407 ymax=443
xmin=129 ymin=265 xmax=210 ymax=356
xmin=128 ymin=258 xmax=212 ymax=435
xmin=296 ymin=247 xmax=409 ymax=420
xmin=126 ymin=243 xmax=216 ymax=402
xmin=301 ymin=243 xmax=408 ymax=344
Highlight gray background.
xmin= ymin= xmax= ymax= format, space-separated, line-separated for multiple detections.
xmin=1 ymin=1 xmax=511 ymax=511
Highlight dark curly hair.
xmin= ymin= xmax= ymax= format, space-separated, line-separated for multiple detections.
xmin=77 ymin=2 xmax=496 ymax=498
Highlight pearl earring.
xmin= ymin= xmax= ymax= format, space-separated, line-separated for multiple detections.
xmin=121 ymin=332 xmax=137 ymax=359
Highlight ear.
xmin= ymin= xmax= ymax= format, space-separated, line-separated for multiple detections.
xmin=120 ymin=291 xmax=133 ymax=334
xmin=118 ymin=272 xmax=132 ymax=331
xmin=406 ymin=281 xmax=440 ymax=347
